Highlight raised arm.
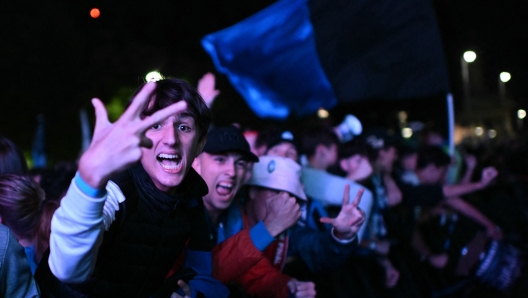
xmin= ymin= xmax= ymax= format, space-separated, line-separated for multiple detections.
xmin=49 ymin=82 xmax=188 ymax=283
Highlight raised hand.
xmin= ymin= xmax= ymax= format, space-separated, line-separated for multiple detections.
xmin=479 ymin=166 xmax=498 ymax=188
xmin=78 ymin=82 xmax=188 ymax=189
xmin=263 ymin=192 xmax=301 ymax=237
xmin=320 ymin=185 xmax=365 ymax=240
xmin=197 ymin=72 xmax=220 ymax=108
xmin=287 ymin=279 xmax=316 ymax=298
xmin=170 ymin=280 xmax=191 ymax=298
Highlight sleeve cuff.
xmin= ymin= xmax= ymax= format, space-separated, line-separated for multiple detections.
xmin=75 ymin=172 xmax=107 ymax=198
xmin=250 ymin=221 xmax=275 ymax=252
xmin=331 ymin=227 xmax=356 ymax=244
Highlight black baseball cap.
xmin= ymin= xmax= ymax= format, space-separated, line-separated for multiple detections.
xmin=202 ymin=125 xmax=259 ymax=162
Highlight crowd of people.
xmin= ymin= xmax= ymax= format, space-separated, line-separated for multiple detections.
xmin=1 ymin=74 xmax=528 ymax=298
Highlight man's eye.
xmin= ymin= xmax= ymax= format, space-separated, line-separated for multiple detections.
xmin=236 ymin=161 xmax=247 ymax=168
xmin=152 ymin=123 xmax=162 ymax=130
xmin=178 ymin=125 xmax=191 ymax=132
xmin=214 ymin=157 xmax=225 ymax=163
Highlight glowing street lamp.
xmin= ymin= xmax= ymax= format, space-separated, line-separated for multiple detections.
xmin=145 ymin=71 xmax=162 ymax=82
xmin=499 ymin=72 xmax=511 ymax=102
xmin=518 ymin=109 xmax=526 ymax=120
xmin=461 ymin=51 xmax=476 ymax=112
xmin=500 ymin=72 xmax=511 ymax=83
xmin=463 ymin=51 xmax=477 ymax=63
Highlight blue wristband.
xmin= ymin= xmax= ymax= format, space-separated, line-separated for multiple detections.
xmin=74 ymin=172 xmax=107 ymax=198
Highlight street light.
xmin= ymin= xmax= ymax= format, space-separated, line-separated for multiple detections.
xmin=499 ymin=72 xmax=511 ymax=102
xmin=145 ymin=71 xmax=162 ymax=82
xmin=461 ymin=51 xmax=476 ymax=112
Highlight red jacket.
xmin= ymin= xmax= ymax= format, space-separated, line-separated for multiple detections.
xmin=212 ymin=206 xmax=291 ymax=298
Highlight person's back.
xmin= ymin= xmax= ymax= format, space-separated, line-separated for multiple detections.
xmin=0 ymin=224 xmax=40 ymax=298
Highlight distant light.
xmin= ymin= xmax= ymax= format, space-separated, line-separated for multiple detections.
xmin=90 ymin=8 xmax=100 ymax=19
xmin=488 ymin=130 xmax=497 ymax=138
xmin=475 ymin=126 xmax=484 ymax=136
xmin=463 ymin=51 xmax=477 ymax=63
xmin=145 ymin=71 xmax=163 ymax=82
xmin=500 ymin=72 xmax=511 ymax=83
xmin=402 ymin=127 xmax=413 ymax=139
xmin=317 ymin=108 xmax=329 ymax=119
xmin=518 ymin=109 xmax=526 ymax=120
xmin=398 ymin=111 xmax=408 ymax=122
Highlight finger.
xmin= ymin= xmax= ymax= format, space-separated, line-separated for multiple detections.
xmin=178 ymin=280 xmax=191 ymax=297
xmin=92 ymin=98 xmax=110 ymax=135
xmin=123 ymin=82 xmax=157 ymax=120
xmin=342 ymin=184 xmax=351 ymax=206
xmin=351 ymin=188 xmax=365 ymax=208
xmin=139 ymin=100 xmax=188 ymax=131
xmin=319 ymin=217 xmax=335 ymax=225
xmin=296 ymin=282 xmax=314 ymax=291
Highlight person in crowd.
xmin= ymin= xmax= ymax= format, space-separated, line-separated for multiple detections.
xmin=192 ymin=125 xmax=313 ymax=298
xmin=0 ymin=223 xmax=40 ymax=297
xmin=337 ymin=138 xmax=373 ymax=183
xmin=300 ymin=125 xmax=339 ymax=171
xmin=0 ymin=136 xmax=28 ymax=175
xmin=39 ymin=160 xmax=77 ymax=202
xmin=0 ymin=174 xmax=59 ymax=274
xmin=34 ymin=79 xmax=228 ymax=298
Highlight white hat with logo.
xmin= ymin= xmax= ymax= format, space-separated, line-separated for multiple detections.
xmin=246 ymin=155 xmax=307 ymax=201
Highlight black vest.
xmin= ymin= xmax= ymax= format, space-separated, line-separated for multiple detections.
xmin=35 ymin=164 xmax=212 ymax=298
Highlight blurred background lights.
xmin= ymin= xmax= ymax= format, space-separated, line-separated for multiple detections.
xmin=500 ymin=72 xmax=511 ymax=83
xmin=317 ymin=108 xmax=329 ymax=119
xmin=402 ymin=127 xmax=413 ymax=138
xmin=145 ymin=71 xmax=163 ymax=82
xmin=518 ymin=109 xmax=526 ymax=119
xmin=488 ymin=129 xmax=497 ymax=138
xmin=90 ymin=8 xmax=100 ymax=19
xmin=475 ymin=126 xmax=484 ymax=136
xmin=463 ymin=51 xmax=477 ymax=63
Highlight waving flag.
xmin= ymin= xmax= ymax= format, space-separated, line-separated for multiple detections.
xmin=202 ymin=0 xmax=449 ymax=119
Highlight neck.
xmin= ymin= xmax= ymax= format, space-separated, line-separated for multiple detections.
xmin=204 ymin=204 xmax=223 ymax=225
xmin=17 ymin=237 xmax=33 ymax=248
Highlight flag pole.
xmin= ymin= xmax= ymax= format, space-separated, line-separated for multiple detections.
xmin=447 ymin=93 xmax=455 ymax=156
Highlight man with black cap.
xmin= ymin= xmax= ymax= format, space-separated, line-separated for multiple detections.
xmin=191 ymin=125 xmax=306 ymax=297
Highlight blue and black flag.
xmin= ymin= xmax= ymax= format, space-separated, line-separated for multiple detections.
xmin=202 ymin=0 xmax=449 ymax=119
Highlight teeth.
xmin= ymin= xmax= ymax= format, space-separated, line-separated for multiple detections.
xmin=160 ymin=163 xmax=180 ymax=170
xmin=218 ymin=182 xmax=233 ymax=189
xmin=158 ymin=153 xmax=180 ymax=159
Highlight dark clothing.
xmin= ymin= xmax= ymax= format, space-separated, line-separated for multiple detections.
xmin=36 ymin=164 xmax=221 ymax=298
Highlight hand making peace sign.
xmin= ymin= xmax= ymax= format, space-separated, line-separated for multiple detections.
xmin=320 ymin=184 xmax=366 ymax=240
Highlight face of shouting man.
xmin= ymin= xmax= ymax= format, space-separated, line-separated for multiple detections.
xmin=141 ymin=112 xmax=205 ymax=193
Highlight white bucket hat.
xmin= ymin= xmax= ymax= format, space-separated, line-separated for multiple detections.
xmin=246 ymin=155 xmax=307 ymax=201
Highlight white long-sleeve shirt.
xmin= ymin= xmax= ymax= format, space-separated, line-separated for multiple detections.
xmin=49 ymin=176 xmax=125 ymax=283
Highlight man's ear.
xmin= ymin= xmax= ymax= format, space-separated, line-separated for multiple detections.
xmin=196 ymin=135 xmax=207 ymax=155
xmin=192 ymin=156 xmax=201 ymax=174
xmin=339 ymin=159 xmax=349 ymax=173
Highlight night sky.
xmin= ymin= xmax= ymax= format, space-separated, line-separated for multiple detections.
xmin=1 ymin=0 xmax=526 ymax=164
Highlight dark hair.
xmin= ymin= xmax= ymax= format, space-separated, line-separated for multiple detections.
xmin=301 ymin=125 xmax=339 ymax=158
xmin=0 ymin=136 xmax=28 ymax=175
xmin=131 ymin=78 xmax=212 ymax=140
xmin=0 ymin=174 xmax=57 ymax=262
xmin=338 ymin=138 xmax=369 ymax=160
xmin=417 ymin=146 xmax=451 ymax=170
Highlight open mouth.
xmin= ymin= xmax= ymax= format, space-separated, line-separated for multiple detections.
xmin=157 ymin=153 xmax=182 ymax=170
xmin=216 ymin=182 xmax=234 ymax=196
